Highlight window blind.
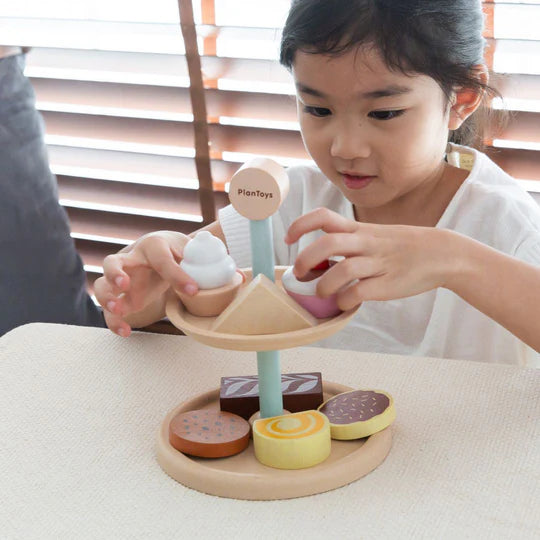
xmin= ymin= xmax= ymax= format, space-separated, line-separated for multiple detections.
xmin=483 ymin=0 xmax=540 ymax=204
xmin=0 ymin=0 xmax=538 ymax=297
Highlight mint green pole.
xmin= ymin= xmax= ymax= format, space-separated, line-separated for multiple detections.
xmin=256 ymin=350 xmax=282 ymax=418
xmin=250 ymin=218 xmax=283 ymax=418
xmin=250 ymin=219 xmax=275 ymax=282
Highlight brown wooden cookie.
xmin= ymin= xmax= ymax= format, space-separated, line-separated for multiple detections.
xmin=318 ymin=389 xmax=396 ymax=440
xmin=169 ymin=409 xmax=250 ymax=458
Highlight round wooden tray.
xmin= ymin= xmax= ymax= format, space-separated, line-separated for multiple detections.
xmin=156 ymin=381 xmax=393 ymax=500
xmin=165 ymin=267 xmax=360 ymax=351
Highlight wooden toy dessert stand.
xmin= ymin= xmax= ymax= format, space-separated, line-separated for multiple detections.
xmin=160 ymin=269 xmax=392 ymax=500
xmin=156 ymin=158 xmax=393 ymax=500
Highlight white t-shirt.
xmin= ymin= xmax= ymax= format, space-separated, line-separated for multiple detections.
xmin=219 ymin=146 xmax=540 ymax=366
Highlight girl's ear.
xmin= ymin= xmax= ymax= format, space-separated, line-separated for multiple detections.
xmin=448 ymin=65 xmax=489 ymax=130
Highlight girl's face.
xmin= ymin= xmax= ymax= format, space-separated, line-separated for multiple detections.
xmin=293 ymin=46 xmax=458 ymax=224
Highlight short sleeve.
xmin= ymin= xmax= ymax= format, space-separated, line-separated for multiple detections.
xmin=218 ymin=204 xmax=251 ymax=267
xmin=218 ymin=203 xmax=291 ymax=267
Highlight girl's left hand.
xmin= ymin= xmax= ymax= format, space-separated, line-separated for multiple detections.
xmin=284 ymin=208 xmax=459 ymax=310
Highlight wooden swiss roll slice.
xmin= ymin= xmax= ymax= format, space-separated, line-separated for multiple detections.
xmin=318 ymin=389 xmax=395 ymax=440
xmin=253 ymin=410 xmax=331 ymax=469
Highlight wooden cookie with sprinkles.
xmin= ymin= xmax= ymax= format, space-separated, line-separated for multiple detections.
xmin=169 ymin=409 xmax=250 ymax=458
xmin=318 ymin=390 xmax=396 ymax=440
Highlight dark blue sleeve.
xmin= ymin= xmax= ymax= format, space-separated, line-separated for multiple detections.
xmin=0 ymin=54 xmax=105 ymax=335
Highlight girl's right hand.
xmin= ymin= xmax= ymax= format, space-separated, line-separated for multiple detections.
xmin=93 ymin=231 xmax=199 ymax=337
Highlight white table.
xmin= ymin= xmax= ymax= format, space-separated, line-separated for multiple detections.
xmin=1 ymin=323 xmax=538 ymax=539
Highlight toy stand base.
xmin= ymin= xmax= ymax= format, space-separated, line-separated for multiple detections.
xmin=156 ymin=381 xmax=393 ymax=500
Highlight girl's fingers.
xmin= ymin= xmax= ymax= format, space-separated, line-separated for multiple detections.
xmin=293 ymin=232 xmax=374 ymax=277
xmin=285 ymin=207 xmax=359 ymax=245
xmin=336 ymin=274 xmax=398 ymax=309
xmin=316 ymin=256 xmax=382 ymax=297
xmin=103 ymin=309 xmax=132 ymax=338
xmin=335 ymin=280 xmax=369 ymax=311
xmin=94 ymin=273 xmax=139 ymax=318
xmin=139 ymin=238 xmax=198 ymax=294
xmin=93 ymin=275 xmax=121 ymax=314
xmin=102 ymin=253 xmax=134 ymax=295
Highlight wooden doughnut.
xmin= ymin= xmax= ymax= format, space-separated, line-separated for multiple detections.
xmin=318 ymin=389 xmax=396 ymax=440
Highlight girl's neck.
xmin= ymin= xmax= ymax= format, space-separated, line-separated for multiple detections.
xmin=353 ymin=162 xmax=469 ymax=227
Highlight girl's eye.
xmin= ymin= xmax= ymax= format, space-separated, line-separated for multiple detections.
xmin=368 ymin=109 xmax=405 ymax=121
xmin=303 ymin=106 xmax=332 ymax=118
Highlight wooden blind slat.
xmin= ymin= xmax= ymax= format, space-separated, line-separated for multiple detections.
xmin=47 ymin=145 xmax=240 ymax=191
xmin=32 ymin=78 xmax=193 ymax=119
xmin=493 ymin=111 xmax=540 ymax=145
xmin=213 ymin=0 xmax=290 ymax=28
xmin=0 ymin=17 xmax=188 ymax=54
xmin=26 ymin=48 xmax=191 ymax=86
xmin=48 ymin=145 xmax=199 ymax=188
xmin=209 ymin=124 xmax=307 ymax=159
xmin=66 ymin=208 xmax=201 ymax=243
xmin=207 ymin=89 xmax=297 ymax=124
xmin=57 ymin=176 xmax=203 ymax=220
xmin=494 ymin=73 xmax=540 ymax=103
xmin=487 ymin=148 xmax=540 ymax=182
xmin=75 ymin=239 xmax=117 ymax=271
xmin=41 ymin=111 xmax=195 ymax=153
xmin=59 ymin=175 xmax=229 ymax=218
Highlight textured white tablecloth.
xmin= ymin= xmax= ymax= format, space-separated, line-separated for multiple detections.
xmin=1 ymin=323 xmax=538 ymax=540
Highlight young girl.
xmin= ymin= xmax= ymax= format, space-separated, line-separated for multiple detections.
xmin=95 ymin=0 xmax=540 ymax=366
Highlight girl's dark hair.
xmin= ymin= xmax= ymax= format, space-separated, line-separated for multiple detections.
xmin=280 ymin=0 xmax=500 ymax=149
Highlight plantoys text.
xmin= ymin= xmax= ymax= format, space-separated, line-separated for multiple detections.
xmin=237 ymin=188 xmax=274 ymax=200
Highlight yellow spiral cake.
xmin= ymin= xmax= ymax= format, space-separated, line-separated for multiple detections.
xmin=253 ymin=410 xmax=331 ymax=469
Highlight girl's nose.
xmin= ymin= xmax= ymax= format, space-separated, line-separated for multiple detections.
xmin=330 ymin=123 xmax=370 ymax=160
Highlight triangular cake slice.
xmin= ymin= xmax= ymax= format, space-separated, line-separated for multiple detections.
xmin=211 ymin=274 xmax=318 ymax=334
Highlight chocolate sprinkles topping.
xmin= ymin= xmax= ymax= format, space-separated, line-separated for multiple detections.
xmin=319 ymin=390 xmax=390 ymax=424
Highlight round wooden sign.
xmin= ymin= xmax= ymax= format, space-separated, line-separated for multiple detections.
xmin=228 ymin=158 xmax=290 ymax=220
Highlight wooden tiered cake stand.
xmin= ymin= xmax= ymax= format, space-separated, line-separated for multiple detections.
xmin=156 ymin=158 xmax=392 ymax=499
xmin=157 ymin=268 xmax=393 ymax=500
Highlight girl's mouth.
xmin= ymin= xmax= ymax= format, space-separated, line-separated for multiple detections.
xmin=342 ymin=173 xmax=375 ymax=190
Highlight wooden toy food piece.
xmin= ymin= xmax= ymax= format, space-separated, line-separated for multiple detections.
xmin=169 ymin=409 xmax=250 ymax=458
xmin=211 ymin=274 xmax=318 ymax=334
xmin=318 ymin=390 xmax=396 ymax=440
xmin=253 ymin=410 xmax=331 ymax=469
xmin=176 ymin=231 xmax=244 ymax=317
xmin=180 ymin=231 xmax=236 ymax=289
xmin=176 ymin=270 xmax=244 ymax=317
xmin=220 ymin=372 xmax=324 ymax=420
xmin=282 ymin=260 xmax=342 ymax=318
xmin=248 ymin=409 xmax=290 ymax=428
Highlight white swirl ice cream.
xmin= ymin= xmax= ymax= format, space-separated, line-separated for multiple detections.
xmin=180 ymin=231 xmax=236 ymax=289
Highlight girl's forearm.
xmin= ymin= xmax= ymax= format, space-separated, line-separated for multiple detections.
xmin=444 ymin=230 xmax=540 ymax=352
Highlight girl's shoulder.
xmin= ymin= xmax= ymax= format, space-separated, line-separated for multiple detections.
xmin=464 ymin=148 xmax=539 ymax=215
xmin=443 ymin=146 xmax=540 ymax=260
